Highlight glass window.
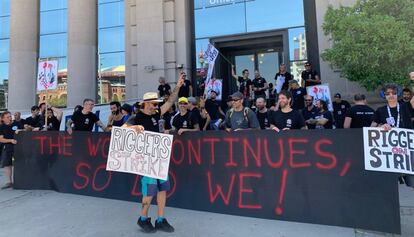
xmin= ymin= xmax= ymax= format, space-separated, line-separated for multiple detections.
xmin=40 ymin=10 xmax=67 ymax=34
xmin=0 ymin=39 xmax=9 ymax=61
xmin=289 ymin=27 xmax=307 ymax=61
xmin=194 ymin=2 xmax=246 ymax=38
xmin=99 ymin=52 xmax=125 ymax=69
xmin=40 ymin=0 xmax=67 ymax=11
xmin=98 ymin=0 xmax=122 ymax=3
xmin=39 ymin=34 xmax=67 ymax=58
xmin=245 ymin=0 xmax=304 ymax=32
xmin=99 ymin=2 xmax=124 ymax=28
xmin=0 ymin=0 xmax=10 ymax=16
xmin=0 ymin=17 xmax=10 ymax=39
xmin=0 ymin=62 xmax=8 ymax=80
xmin=195 ymin=38 xmax=210 ymax=68
xmin=99 ymin=27 xmax=125 ymax=53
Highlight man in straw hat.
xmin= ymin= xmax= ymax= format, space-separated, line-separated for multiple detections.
xmin=123 ymin=73 xmax=185 ymax=233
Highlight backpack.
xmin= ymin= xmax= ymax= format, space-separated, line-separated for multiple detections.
xmin=229 ymin=107 xmax=250 ymax=123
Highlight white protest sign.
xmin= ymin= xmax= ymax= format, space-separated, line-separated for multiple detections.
xmin=363 ymin=127 xmax=414 ymax=175
xmin=106 ymin=127 xmax=173 ymax=180
xmin=204 ymin=43 xmax=219 ymax=88
xmin=205 ymin=78 xmax=223 ymax=101
xmin=306 ymin=84 xmax=333 ymax=111
xmin=37 ymin=60 xmax=58 ymax=91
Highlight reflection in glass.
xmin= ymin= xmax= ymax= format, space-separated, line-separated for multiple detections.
xmin=290 ymin=60 xmax=306 ymax=84
xmin=258 ymin=52 xmax=279 ymax=83
xmin=0 ymin=0 xmax=10 ymax=16
xmin=39 ymin=34 xmax=67 ymax=58
xmin=0 ymin=17 xmax=10 ymax=38
xmin=0 ymin=62 xmax=8 ymax=80
xmin=98 ymin=0 xmax=125 ymax=104
xmin=40 ymin=0 xmax=67 ymax=11
xmin=0 ymin=39 xmax=9 ymax=61
xmin=289 ymin=27 xmax=307 ymax=61
xmin=40 ymin=10 xmax=67 ymax=34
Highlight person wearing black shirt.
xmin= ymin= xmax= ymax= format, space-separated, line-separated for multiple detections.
xmin=371 ymin=83 xmax=414 ymax=188
xmin=332 ymin=93 xmax=351 ymax=129
xmin=309 ymin=100 xmax=333 ymax=129
xmin=274 ymin=64 xmax=294 ymax=93
xmin=0 ymin=111 xmax=18 ymax=189
xmin=302 ymin=95 xmax=318 ymax=129
xmin=289 ymin=80 xmax=306 ymax=110
xmin=66 ymin=99 xmax=106 ymax=133
xmin=11 ymin=112 xmax=25 ymax=130
xmin=123 ymin=73 xmax=185 ymax=233
xmin=269 ymin=91 xmax=306 ymax=131
xmin=158 ymin=77 xmax=171 ymax=98
xmin=255 ymin=97 xmax=271 ymax=129
xmin=188 ymin=96 xmax=209 ymax=131
xmin=343 ymin=94 xmax=374 ymax=128
xmin=178 ymin=72 xmax=192 ymax=98
xmin=232 ymin=65 xmax=253 ymax=106
xmin=203 ymin=91 xmax=225 ymax=130
xmin=301 ymin=62 xmax=321 ymax=88
xmin=171 ymin=97 xmax=199 ymax=135
xmin=43 ymin=107 xmax=63 ymax=131
xmin=252 ymin=70 xmax=268 ymax=100
xmin=25 ymin=105 xmax=42 ymax=131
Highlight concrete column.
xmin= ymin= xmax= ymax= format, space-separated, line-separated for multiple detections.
xmin=125 ymin=0 xmax=193 ymax=101
xmin=8 ymin=0 xmax=39 ymax=111
xmin=67 ymin=0 xmax=97 ymax=107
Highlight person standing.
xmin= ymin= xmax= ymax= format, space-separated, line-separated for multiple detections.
xmin=343 ymin=94 xmax=374 ymax=128
xmin=158 ymin=77 xmax=171 ymax=98
xmin=231 ymin=65 xmax=253 ymax=107
xmin=332 ymin=93 xmax=351 ymax=129
xmin=123 ymin=73 xmax=185 ymax=233
xmin=25 ymin=106 xmax=42 ymax=131
xmin=252 ymin=70 xmax=268 ymax=100
xmin=302 ymin=95 xmax=318 ymax=129
xmin=309 ymin=100 xmax=333 ymax=129
xmin=289 ymin=80 xmax=306 ymax=111
xmin=106 ymin=101 xmax=124 ymax=131
xmin=255 ymin=97 xmax=271 ymax=129
xmin=44 ymin=107 xmax=63 ymax=131
xmin=224 ymin=92 xmax=260 ymax=131
xmin=178 ymin=72 xmax=192 ymax=98
xmin=301 ymin=62 xmax=321 ymax=88
xmin=66 ymin=99 xmax=106 ymax=134
xmin=0 ymin=112 xmax=18 ymax=189
xmin=203 ymin=91 xmax=225 ymax=130
xmin=171 ymin=97 xmax=200 ymax=135
xmin=274 ymin=64 xmax=294 ymax=93
xmin=269 ymin=91 xmax=307 ymax=131
xmin=12 ymin=112 xmax=25 ymax=130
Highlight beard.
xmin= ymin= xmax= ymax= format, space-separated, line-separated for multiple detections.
xmin=112 ymin=110 xmax=120 ymax=115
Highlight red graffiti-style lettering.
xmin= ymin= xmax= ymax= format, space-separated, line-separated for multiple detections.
xmin=73 ymin=162 xmax=91 ymax=190
xmin=238 ymin=172 xmax=262 ymax=209
xmin=33 ymin=136 xmax=48 ymax=155
xmin=243 ymin=138 xmax=261 ymax=168
xmin=87 ymin=137 xmax=101 ymax=157
xmin=131 ymin=175 xmax=142 ymax=197
xmin=207 ymin=171 xmax=236 ymax=205
xmin=224 ymin=137 xmax=239 ymax=167
xmin=275 ymin=169 xmax=288 ymax=216
xmin=340 ymin=161 xmax=352 ymax=177
xmin=49 ymin=135 xmax=61 ymax=155
xmin=171 ymin=139 xmax=185 ymax=165
xmin=92 ymin=164 xmax=112 ymax=192
xmin=264 ymin=138 xmax=284 ymax=168
xmin=166 ymin=171 xmax=177 ymax=198
xmin=288 ymin=138 xmax=310 ymax=168
xmin=203 ymin=137 xmax=220 ymax=165
xmin=188 ymin=139 xmax=201 ymax=165
xmin=62 ymin=135 xmax=72 ymax=156
xmin=314 ymin=139 xmax=337 ymax=170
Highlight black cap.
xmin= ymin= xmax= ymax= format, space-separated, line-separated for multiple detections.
xmin=334 ymin=93 xmax=341 ymax=98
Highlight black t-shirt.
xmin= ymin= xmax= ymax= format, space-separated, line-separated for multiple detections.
xmin=25 ymin=115 xmax=42 ymax=128
xmin=45 ymin=116 xmax=61 ymax=131
xmin=291 ymin=88 xmax=306 ymax=110
xmin=302 ymin=106 xmax=319 ymax=129
xmin=158 ymin=84 xmax=171 ymax=97
xmin=301 ymin=69 xmax=320 ymax=87
xmin=345 ymin=104 xmax=375 ymax=128
xmin=11 ymin=119 xmax=25 ymax=130
xmin=373 ymin=102 xmax=413 ymax=129
xmin=190 ymin=108 xmax=202 ymax=127
xmin=71 ymin=111 xmax=99 ymax=131
xmin=205 ymin=99 xmax=221 ymax=120
xmin=162 ymin=111 xmax=176 ymax=130
xmin=269 ymin=109 xmax=305 ymax=130
xmin=172 ymin=111 xmax=199 ymax=130
xmin=238 ymin=77 xmax=253 ymax=98
xmin=256 ymin=110 xmax=271 ymax=129
xmin=274 ymin=72 xmax=293 ymax=92
xmin=127 ymin=111 xmax=161 ymax=133
xmin=315 ymin=110 xmax=333 ymax=129
xmin=252 ymin=77 xmax=267 ymax=96
xmin=333 ymin=100 xmax=351 ymax=128
xmin=0 ymin=124 xmax=15 ymax=152
xmin=178 ymin=80 xmax=192 ymax=97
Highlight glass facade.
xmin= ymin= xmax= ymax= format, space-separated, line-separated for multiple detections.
xmin=0 ymin=0 xmax=10 ymax=109
xmin=194 ymin=0 xmax=308 ymax=86
xmin=98 ymin=0 xmax=125 ymax=104
xmin=38 ymin=0 xmax=68 ymax=107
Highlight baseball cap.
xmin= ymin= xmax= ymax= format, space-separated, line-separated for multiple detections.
xmin=178 ymin=97 xmax=188 ymax=104
xmin=230 ymin=91 xmax=243 ymax=100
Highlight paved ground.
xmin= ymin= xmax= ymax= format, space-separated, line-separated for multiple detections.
xmin=0 ymin=170 xmax=413 ymax=237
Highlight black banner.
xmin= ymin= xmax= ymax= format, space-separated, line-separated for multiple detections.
xmin=14 ymin=130 xmax=401 ymax=234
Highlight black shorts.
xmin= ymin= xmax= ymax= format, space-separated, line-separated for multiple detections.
xmin=1 ymin=149 xmax=13 ymax=168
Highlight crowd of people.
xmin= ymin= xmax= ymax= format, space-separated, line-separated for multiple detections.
xmin=1 ymin=67 xmax=414 ymax=233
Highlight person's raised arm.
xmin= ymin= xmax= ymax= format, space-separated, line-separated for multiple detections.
xmin=160 ymin=73 xmax=185 ymax=116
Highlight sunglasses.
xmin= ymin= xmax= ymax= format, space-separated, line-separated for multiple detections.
xmin=179 ymin=102 xmax=188 ymax=105
xmin=232 ymin=99 xmax=241 ymax=102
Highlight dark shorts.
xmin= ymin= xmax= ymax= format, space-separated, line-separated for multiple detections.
xmin=1 ymin=150 xmax=13 ymax=168
xmin=141 ymin=176 xmax=170 ymax=197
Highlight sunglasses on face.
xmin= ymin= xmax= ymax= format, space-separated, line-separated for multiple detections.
xmin=232 ymin=99 xmax=241 ymax=102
